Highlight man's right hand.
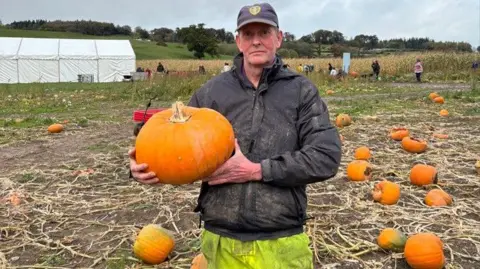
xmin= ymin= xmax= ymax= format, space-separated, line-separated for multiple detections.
xmin=128 ymin=148 xmax=159 ymax=184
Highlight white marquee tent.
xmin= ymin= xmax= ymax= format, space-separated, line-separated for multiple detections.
xmin=0 ymin=37 xmax=136 ymax=84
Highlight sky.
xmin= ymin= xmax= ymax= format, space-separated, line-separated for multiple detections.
xmin=1 ymin=0 xmax=479 ymax=48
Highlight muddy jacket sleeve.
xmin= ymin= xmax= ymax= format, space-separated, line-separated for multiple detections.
xmin=260 ymin=79 xmax=342 ymax=187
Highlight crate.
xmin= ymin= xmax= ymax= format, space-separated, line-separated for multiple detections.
xmin=132 ymin=108 xmax=167 ymax=122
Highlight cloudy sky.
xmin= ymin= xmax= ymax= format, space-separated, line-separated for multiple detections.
xmin=1 ymin=0 xmax=479 ymax=47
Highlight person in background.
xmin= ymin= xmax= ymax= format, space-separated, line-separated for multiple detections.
xmin=371 ymin=60 xmax=380 ymax=80
xmin=414 ymin=58 xmax=423 ymax=82
xmin=328 ymin=63 xmax=333 ymax=72
xmin=221 ymin=62 xmax=231 ymax=73
xmin=297 ymin=63 xmax=303 ymax=73
xmin=330 ymin=67 xmax=338 ymax=76
xmin=198 ymin=65 xmax=206 ymax=74
xmin=128 ymin=2 xmax=341 ymax=268
xmin=156 ymin=62 xmax=165 ymax=73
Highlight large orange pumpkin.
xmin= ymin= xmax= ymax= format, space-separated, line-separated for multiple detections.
xmin=133 ymin=224 xmax=175 ymax=264
xmin=390 ymin=127 xmax=409 ymax=141
xmin=346 ymin=160 xmax=372 ymax=181
xmin=377 ymin=228 xmax=407 ymax=252
xmin=401 ymin=137 xmax=427 ymax=153
xmin=47 ymin=123 xmax=64 ymax=133
xmin=404 ymin=233 xmax=445 ymax=269
xmin=372 ymin=180 xmax=401 ymax=205
xmin=191 ymin=253 xmax=208 ymax=269
xmin=425 ymin=189 xmax=452 ymax=207
xmin=135 ymin=101 xmax=235 ymax=185
xmin=410 ymin=164 xmax=438 ymax=186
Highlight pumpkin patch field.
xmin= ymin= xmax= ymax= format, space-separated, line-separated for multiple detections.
xmin=1 ymin=75 xmax=479 ymax=268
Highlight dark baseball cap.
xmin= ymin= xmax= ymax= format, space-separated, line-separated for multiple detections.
xmin=236 ymin=3 xmax=279 ymax=31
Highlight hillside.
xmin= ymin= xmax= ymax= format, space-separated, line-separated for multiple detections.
xmin=0 ymin=28 xmax=232 ymax=60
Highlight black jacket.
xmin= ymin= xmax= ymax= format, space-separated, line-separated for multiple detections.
xmin=188 ymin=53 xmax=342 ymax=241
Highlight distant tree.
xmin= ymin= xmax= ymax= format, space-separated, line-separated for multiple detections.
xmin=134 ymin=26 xmax=150 ymax=39
xmin=283 ymin=32 xmax=296 ymax=42
xmin=477 ymin=46 xmax=480 ymax=52
xmin=225 ymin=32 xmax=235 ymax=43
xmin=176 ymin=23 xmax=220 ymax=59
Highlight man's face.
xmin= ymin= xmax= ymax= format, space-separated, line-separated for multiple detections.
xmin=236 ymin=23 xmax=283 ymax=66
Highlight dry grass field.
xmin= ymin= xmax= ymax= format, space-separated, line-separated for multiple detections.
xmin=1 ymin=60 xmax=480 ymax=268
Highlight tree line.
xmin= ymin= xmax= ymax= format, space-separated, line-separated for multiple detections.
xmin=2 ymin=19 xmax=478 ymax=59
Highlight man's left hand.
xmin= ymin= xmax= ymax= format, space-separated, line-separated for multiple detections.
xmin=204 ymin=139 xmax=262 ymax=185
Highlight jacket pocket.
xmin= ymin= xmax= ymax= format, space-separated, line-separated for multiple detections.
xmin=254 ymin=183 xmax=303 ymax=231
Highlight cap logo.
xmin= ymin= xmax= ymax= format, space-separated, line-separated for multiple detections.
xmin=249 ymin=5 xmax=261 ymax=15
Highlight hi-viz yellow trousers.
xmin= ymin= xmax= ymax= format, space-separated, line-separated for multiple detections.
xmin=200 ymin=229 xmax=314 ymax=269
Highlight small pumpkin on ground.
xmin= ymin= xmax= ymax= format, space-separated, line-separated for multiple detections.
xmin=326 ymin=89 xmax=334 ymax=95
xmin=135 ymin=101 xmax=235 ymax=185
xmin=335 ymin=113 xmax=352 ymax=128
xmin=433 ymin=96 xmax=445 ymax=104
xmin=425 ymin=189 xmax=452 ymax=207
xmin=404 ymin=233 xmax=445 ymax=269
xmin=390 ymin=127 xmax=409 ymax=141
xmin=372 ymin=180 xmax=401 ymax=205
xmin=354 ymin=146 xmax=371 ymax=160
xmin=191 ymin=253 xmax=208 ymax=269
xmin=410 ymin=164 xmax=438 ymax=186
xmin=47 ymin=123 xmax=64 ymax=133
xmin=133 ymin=224 xmax=175 ymax=264
xmin=429 ymin=92 xmax=440 ymax=100
xmin=346 ymin=160 xmax=372 ymax=181
xmin=439 ymin=109 xmax=449 ymax=116
xmin=377 ymin=228 xmax=407 ymax=252
xmin=401 ymin=137 xmax=427 ymax=153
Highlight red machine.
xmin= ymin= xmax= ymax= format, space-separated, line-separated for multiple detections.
xmin=132 ymin=108 xmax=167 ymax=136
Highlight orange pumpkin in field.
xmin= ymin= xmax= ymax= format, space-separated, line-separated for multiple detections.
xmin=346 ymin=160 xmax=372 ymax=181
xmin=191 ymin=253 xmax=208 ymax=269
xmin=409 ymin=164 xmax=438 ymax=186
xmin=47 ymin=123 xmax=64 ymax=133
xmin=425 ymin=189 xmax=452 ymax=207
xmin=133 ymin=224 xmax=175 ymax=264
xmin=335 ymin=113 xmax=352 ymax=128
xmin=354 ymin=146 xmax=371 ymax=160
xmin=390 ymin=127 xmax=409 ymax=141
xmin=404 ymin=233 xmax=445 ymax=269
xmin=135 ymin=101 xmax=235 ymax=185
xmin=401 ymin=137 xmax=427 ymax=153
xmin=429 ymin=92 xmax=440 ymax=100
xmin=377 ymin=228 xmax=407 ymax=252
xmin=439 ymin=109 xmax=449 ymax=116
xmin=372 ymin=180 xmax=401 ymax=205
xmin=433 ymin=96 xmax=445 ymax=104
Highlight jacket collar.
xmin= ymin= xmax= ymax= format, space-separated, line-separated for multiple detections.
xmin=231 ymin=52 xmax=297 ymax=89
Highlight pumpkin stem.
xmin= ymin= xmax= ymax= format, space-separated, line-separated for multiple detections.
xmin=169 ymin=101 xmax=191 ymax=123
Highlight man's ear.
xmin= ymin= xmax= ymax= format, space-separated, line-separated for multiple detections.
xmin=276 ymin=29 xmax=284 ymax=48
xmin=235 ymin=33 xmax=243 ymax=53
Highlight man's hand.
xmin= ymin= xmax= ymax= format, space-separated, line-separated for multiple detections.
xmin=204 ymin=139 xmax=262 ymax=186
xmin=128 ymin=148 xmax=159 ymax=185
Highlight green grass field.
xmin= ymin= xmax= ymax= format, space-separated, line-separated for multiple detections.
xmin=0 ymin=28 xmax=232 ymax=60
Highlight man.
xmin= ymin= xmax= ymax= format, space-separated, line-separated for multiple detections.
xmin=129 ymin=2 xmax=342 ymax=268
xmin=371 ymin=60 xmax=380 ymax=80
